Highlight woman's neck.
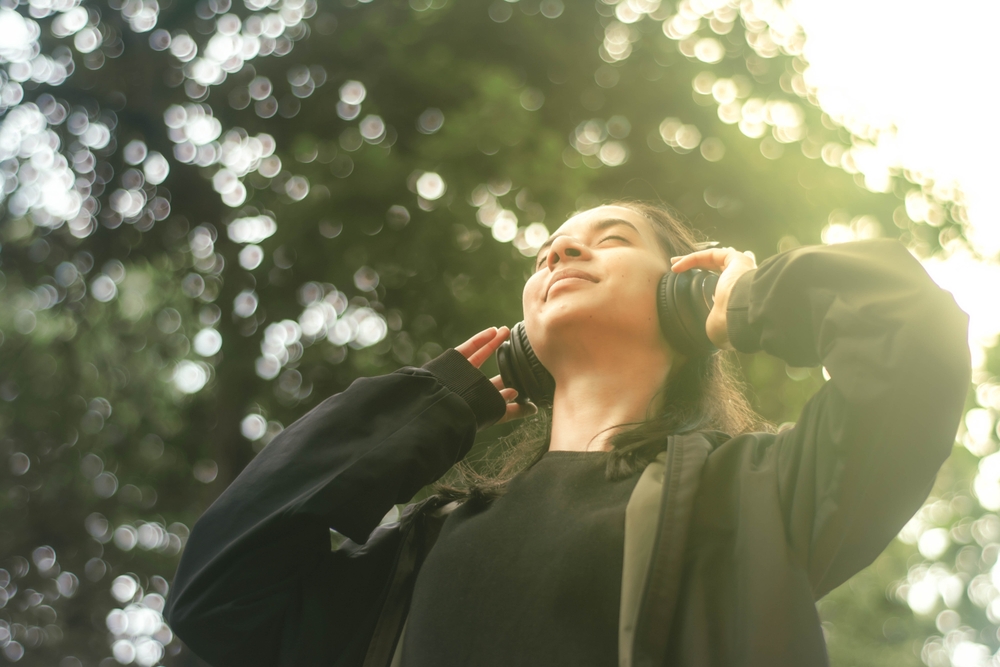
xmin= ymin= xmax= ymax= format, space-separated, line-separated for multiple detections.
xmin=546 ymin=354 xmax=671 ymax=453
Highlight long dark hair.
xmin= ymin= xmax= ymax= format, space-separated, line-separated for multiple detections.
xmin=433 ymin=199 xmax=774 ymax=504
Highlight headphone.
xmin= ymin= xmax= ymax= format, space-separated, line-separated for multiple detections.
xmin=495 ymin=267 xmax=720 ymax=409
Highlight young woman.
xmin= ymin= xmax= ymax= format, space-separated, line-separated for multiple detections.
xmin=165 ymin=201 xmax=971 ymax=666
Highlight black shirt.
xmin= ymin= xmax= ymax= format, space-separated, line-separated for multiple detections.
xmin=401 ymin=451 xmax=645 ymax=666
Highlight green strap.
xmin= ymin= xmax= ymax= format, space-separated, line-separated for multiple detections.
xmin=633 ymin=435 xmax=712 ymax=666
xmin=389 ymin=618 xmax=407 ymax=667
xmin=619 ymin=448 xmax=669 ymax=667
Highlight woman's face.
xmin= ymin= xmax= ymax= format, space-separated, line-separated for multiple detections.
xmin=522 ymin=204 xmax=674 ymax=370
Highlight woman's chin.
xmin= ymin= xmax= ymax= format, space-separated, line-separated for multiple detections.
xmin=531 ymin=305 xmax=661 ymax=347
xmin=534 ymin=303 xmax=600 ymax=329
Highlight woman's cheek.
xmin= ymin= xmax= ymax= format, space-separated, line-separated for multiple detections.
xmin=524 ymin=275 xmax=544 ymax=303
xmin=521 ymin=283 xmax=537 ymax=318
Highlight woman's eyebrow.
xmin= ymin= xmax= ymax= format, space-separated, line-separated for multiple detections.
xmin=537 ymin=218 xmax=640 ymax=254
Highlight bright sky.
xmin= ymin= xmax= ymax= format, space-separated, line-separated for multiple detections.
xmin=788 ymin=0 xmax=1000 ymax=254
xmin=786 ymin=0 xmax=1000 ymax=375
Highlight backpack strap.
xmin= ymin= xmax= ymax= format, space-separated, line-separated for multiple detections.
xmin=632 ymin=434 xmax=713 ymax=666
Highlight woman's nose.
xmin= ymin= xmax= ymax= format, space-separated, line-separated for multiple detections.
xmin=545 ymin=235 xmax=591 ymax=270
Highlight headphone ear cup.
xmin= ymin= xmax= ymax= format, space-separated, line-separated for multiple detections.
xmin=657 ymin=269 xmax=720 ymax=356
xmin=496 ymin=321 xmax=555 ymax=408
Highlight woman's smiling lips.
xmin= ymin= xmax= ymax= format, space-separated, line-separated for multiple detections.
xmin=546 ymin=269 xmax=598 ymax=299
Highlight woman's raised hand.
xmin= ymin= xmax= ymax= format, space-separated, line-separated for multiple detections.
xmin=455 ymin=326 xmax=539 ymax=426
xmin=670 ymin=247 xmax=757 ymax=350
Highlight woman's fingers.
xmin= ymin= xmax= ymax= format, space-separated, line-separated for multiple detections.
xmin=670 ymin=247 xmax=752 ymax=273
xmin=495 ymin=397 xmax=538 ymax=426
xmin=670 ymin=248 xmax=725 ymax=272
xmin=467 ymin=325 xmax=509 ymax=368
xmin=487 ymin=377 xmax=539 ymax=426
xmin=455 ymin=327 xmax=498 ymax=359
xmin=670 ymin=247 xmax=757 ymax=350
xmin=458 ymin=327 xmax=536 ymax=426
xmin=456 ymin=325 xmax=511 ymax=369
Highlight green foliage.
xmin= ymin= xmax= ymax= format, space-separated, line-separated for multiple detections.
xmin=0 ymin=0 xmax=977 ymax=664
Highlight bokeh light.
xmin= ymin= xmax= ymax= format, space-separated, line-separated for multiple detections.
xmin=0 ymin=0 xmax=996 ymax=664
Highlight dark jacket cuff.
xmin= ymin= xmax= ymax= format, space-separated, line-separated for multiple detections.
xmin=421 ymin=348 xmax=507 ymax=430
xmin=726 ymin=269 xmax=763 ymax=354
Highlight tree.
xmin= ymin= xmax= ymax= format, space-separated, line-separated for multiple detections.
xmin=0 ymin=0 xmax=979 ymax=664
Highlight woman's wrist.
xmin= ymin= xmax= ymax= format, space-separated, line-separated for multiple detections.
xmin=421 ymin=348 xmax=507 ymax=430
xmin=724 ymin=269 xmax=762 ymax=354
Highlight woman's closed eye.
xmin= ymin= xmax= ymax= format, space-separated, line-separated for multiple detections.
xmin=535 ymin=236 xmax=630 ymax=270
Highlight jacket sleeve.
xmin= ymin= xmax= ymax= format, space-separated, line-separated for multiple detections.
xmin=163 ymin=349 xmax=506 ymax=667
xmin=724 ymin=239 xmax=971 ymax=597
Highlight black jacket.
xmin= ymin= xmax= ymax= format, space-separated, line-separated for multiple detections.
xmin=165 ymin=240 xmax=971 ymax=666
